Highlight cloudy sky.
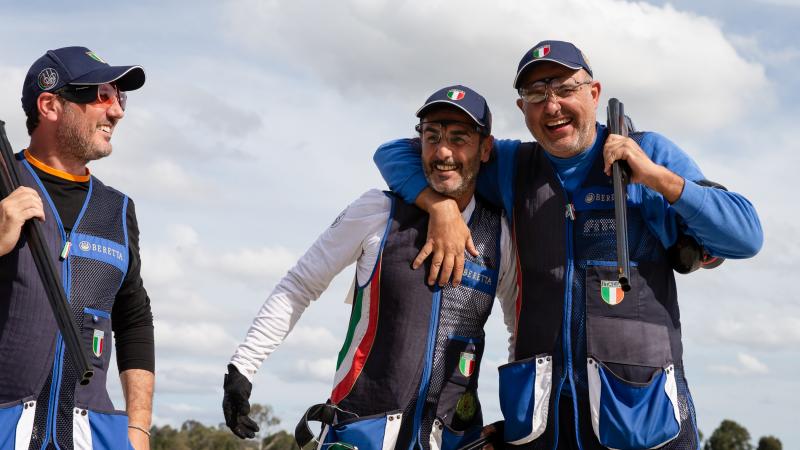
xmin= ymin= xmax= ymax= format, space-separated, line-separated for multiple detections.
xmin=2 ymin=0 xmax=798 ymax=447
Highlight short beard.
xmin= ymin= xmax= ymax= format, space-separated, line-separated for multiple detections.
xmin=55 ymin=102 xmax=112 ymax=163
xmin=423 ymin=141 xmax=483 ymax=200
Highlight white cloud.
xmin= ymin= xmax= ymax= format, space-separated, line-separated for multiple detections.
xmin=278 ymin=357 xmax=336 ymax=384
xmin=752 ymin=0 xmax=800 ymax=6
xmin=209 ymin=246 xmax=297 ymax=283
xmin=708 ymin=352 xmax=770 ymax=376
xmin=282 ymin=325 xmax=343 ymax=355
xmin=155 ymin=319 xmax=240 ymax=358
xmin=223 ymin=0 xmax=772 ymax=138
xmin=711 ymin=314 xmax=800 ymax=350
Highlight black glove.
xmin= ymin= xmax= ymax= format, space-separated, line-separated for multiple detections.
xmin=223 ymin=364 xmax=260 ymax=439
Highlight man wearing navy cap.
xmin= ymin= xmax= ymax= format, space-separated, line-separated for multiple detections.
xmin=223 ymin=85 xmax=518 ymax=450
xmin=0 ymin=47 xmax=154 ymax=449
xmin=374 ymin=41 xmax=762 ymax=449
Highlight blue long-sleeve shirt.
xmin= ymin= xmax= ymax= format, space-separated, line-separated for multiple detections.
xmin=374 ymin=123 xmax=762 ymax=259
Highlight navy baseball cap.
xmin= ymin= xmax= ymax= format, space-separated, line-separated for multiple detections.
xmin=416 ymin=85 xmax=492 ymax=134
xmin=21 ymin=46 xmax=145 ymax=114
xmin=513 ymin=40 xmax=593 ymax=88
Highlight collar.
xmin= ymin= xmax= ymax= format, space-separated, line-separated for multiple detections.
xmin=462 ymin=196 xmax=476 ymax=222
xmin=24 ymin=149 xmax=91 ymax=182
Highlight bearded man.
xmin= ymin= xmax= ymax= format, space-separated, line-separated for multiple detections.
xmin=0 ymin=46 xmax=154 ymax=450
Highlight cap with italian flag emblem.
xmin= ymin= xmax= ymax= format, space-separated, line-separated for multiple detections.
xmin=513 ymin=40 xmax=593 ymax=88
xmin=416 ymin=84 xmax=492 ymax=134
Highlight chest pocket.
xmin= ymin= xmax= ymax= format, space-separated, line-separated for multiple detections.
xmin=584 ymin=261 xmax=680 ymax=450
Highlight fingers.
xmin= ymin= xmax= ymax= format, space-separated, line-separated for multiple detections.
xmin=466 ymin=236 xmax=478 ymax=257
xmin=428 ymin=246 xmax=444 ymax=286
xmin=603 ymin=135 xmax=636 ymax=176
xmin=1 ymin=187 xmax=45 ymax=223
xmin=232 ymin=415 xmax=259 ymax=439
xmin=438 ymin=251 xmax=455 ymax=286
xmin=451 ymin=251 xmax=465 ymax=287
xmin=413 ymin=240 xmax=434 ymax=270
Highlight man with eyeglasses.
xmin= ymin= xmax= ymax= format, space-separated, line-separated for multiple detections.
xmin=374 ymin=40 xmax=762 ymax=449
xmin=223 ymin=85 xmax=517 ymax=450
xmin=0 ymin=46 xmax=154 ymax=450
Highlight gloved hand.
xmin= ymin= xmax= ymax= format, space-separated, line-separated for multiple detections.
xmin=222 ymin=364 xmax=260 ymax=439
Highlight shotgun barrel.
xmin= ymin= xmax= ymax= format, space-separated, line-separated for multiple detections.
xmin=0 ymin=120 xmax=93 ymax=385
xmin=606 ymin=99 xmax=631 ymax=292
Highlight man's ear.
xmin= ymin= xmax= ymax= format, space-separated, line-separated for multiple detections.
xmin=516 ymin=98 xmax=524 ymax=113
xmin=480 ymin=135 xmax=494 ymax=163
xmin=37 ymin=93 xmax=62 ymax=123
xmin=589 ymin=80 xmax=602 ymax=108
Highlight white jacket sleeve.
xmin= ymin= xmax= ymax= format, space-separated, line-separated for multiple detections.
xmin=230 ymin=189 xmax=391 ymax=381
xmin=495 ymin=214 xmax=519 ymax=362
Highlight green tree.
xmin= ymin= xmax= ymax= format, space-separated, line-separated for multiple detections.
xmin=150 ymin=403 xmax=289 ymax=450
xmin=756 ymin=435 xmax=782 ymax=450
xmin=263 ymin=430 xmax=299 ymax=450
xmin=704 ymin=419 xmax=753 ymax=450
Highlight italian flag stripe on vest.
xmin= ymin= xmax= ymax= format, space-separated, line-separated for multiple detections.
xmin=331 ymin=259 xmax=381 ymax=403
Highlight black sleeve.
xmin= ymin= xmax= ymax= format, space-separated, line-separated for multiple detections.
xmin=111 ymin=198 xmax=155 ymax=373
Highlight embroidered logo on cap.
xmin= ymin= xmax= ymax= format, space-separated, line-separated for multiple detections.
xmin=447 ymin=89 xmax=465 ymax=101
xmin=92 ymin=329 xmax=105 ymax=357
xmin=85 ymin=51 xmax=106 ymax=63
xmin=37 ymin=68 xmax=59 ymax=90
xmin=600 ymin=280 xmax=625 ymax=305
xmin=459 ymin=352 xmax=476 ymax=377
xmin=532 ymin=45 xmax=551 ymax=59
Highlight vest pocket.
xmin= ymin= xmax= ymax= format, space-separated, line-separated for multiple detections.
xmin=322 ymin=411 xmax=402 ymax=450
xmin=429 ymin=417 xmax=482 ymax=450
xmin=0 ymin=396 xmax=36 ymax=449
xmin=498 ymin=354 xmax=552 ymax=445
xmin=81 ymin=308 xmax=112 ymax=368
xmin=73 ymin=408 xmax=133 ymax=450
xmin=585 ymin=263 xmax=680 ymax=449
xmin=436 ymin=336 xmax=484 ymax=432
xmin=587 ymin=359 xmax=680 ymax=449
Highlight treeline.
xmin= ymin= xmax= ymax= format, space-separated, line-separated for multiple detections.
xmin=703 ymin=419 xmax=782 ymax=450
xmin=149 ymin=404 xmax=298 ymax=450
xmin=149 ymin=405 xmax=782 ymax=450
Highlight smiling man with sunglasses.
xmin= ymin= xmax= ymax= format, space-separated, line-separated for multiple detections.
xmin=0 ymin=46 xmax=154 ymax=450
xmin=374 ymin=40 xmax=763 ymax=450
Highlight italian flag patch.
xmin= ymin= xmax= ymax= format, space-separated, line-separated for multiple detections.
xmin=459 ymin=351 xmax=476 ymax=377
xmin=447 ymin=89 xmax=465 ymax=100
xmin=600 ymin=280 xmax=624 ymax=305
xmin=532 ymin=45 xmax=550 ymax=58
xmin=92 ymin=329 xmax=105 ymax=357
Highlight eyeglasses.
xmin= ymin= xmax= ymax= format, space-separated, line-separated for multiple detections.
xmin=517 ymin=77 xmax=592 ymax=104
xmin=57 ymin=83 xmax=127 ymax=110
xmin=415 ymin=120 xmax=484 ymax=148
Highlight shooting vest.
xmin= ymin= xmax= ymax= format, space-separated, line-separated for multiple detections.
xmin=319 ymin=192 xmax=501 ymax=450
xmin=500 ymin=133 xmax=700 ymax=450
xmin=0 ymin=151 xmax=131 ymax=450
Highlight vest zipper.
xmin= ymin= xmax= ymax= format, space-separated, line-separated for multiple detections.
xmin=43 ymin=230 xmax=69 ymax=450
xmin=409 ymin=288 xmax=442 ymax=450
xmin=562 ymin=196 xmax=583 ymax=449
xmin=21 ymin=158 xmax=93 ymax=449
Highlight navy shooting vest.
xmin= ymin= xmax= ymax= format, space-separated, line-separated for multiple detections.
xmin=499 ymin=134 xmax=700 ymax=450
xmin=321 ymin=192 xmax=502 ymax=450
xmin=0 ymin=151 xmax=132 ymax=450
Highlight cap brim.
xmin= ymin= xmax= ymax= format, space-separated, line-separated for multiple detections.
xmin=416 ymin=100 xmax=486 ymax=128
xmin=513 ymin=59 xmax=583 ymax=88
xmin=69 ymin=65 xmax=146 ymax=91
